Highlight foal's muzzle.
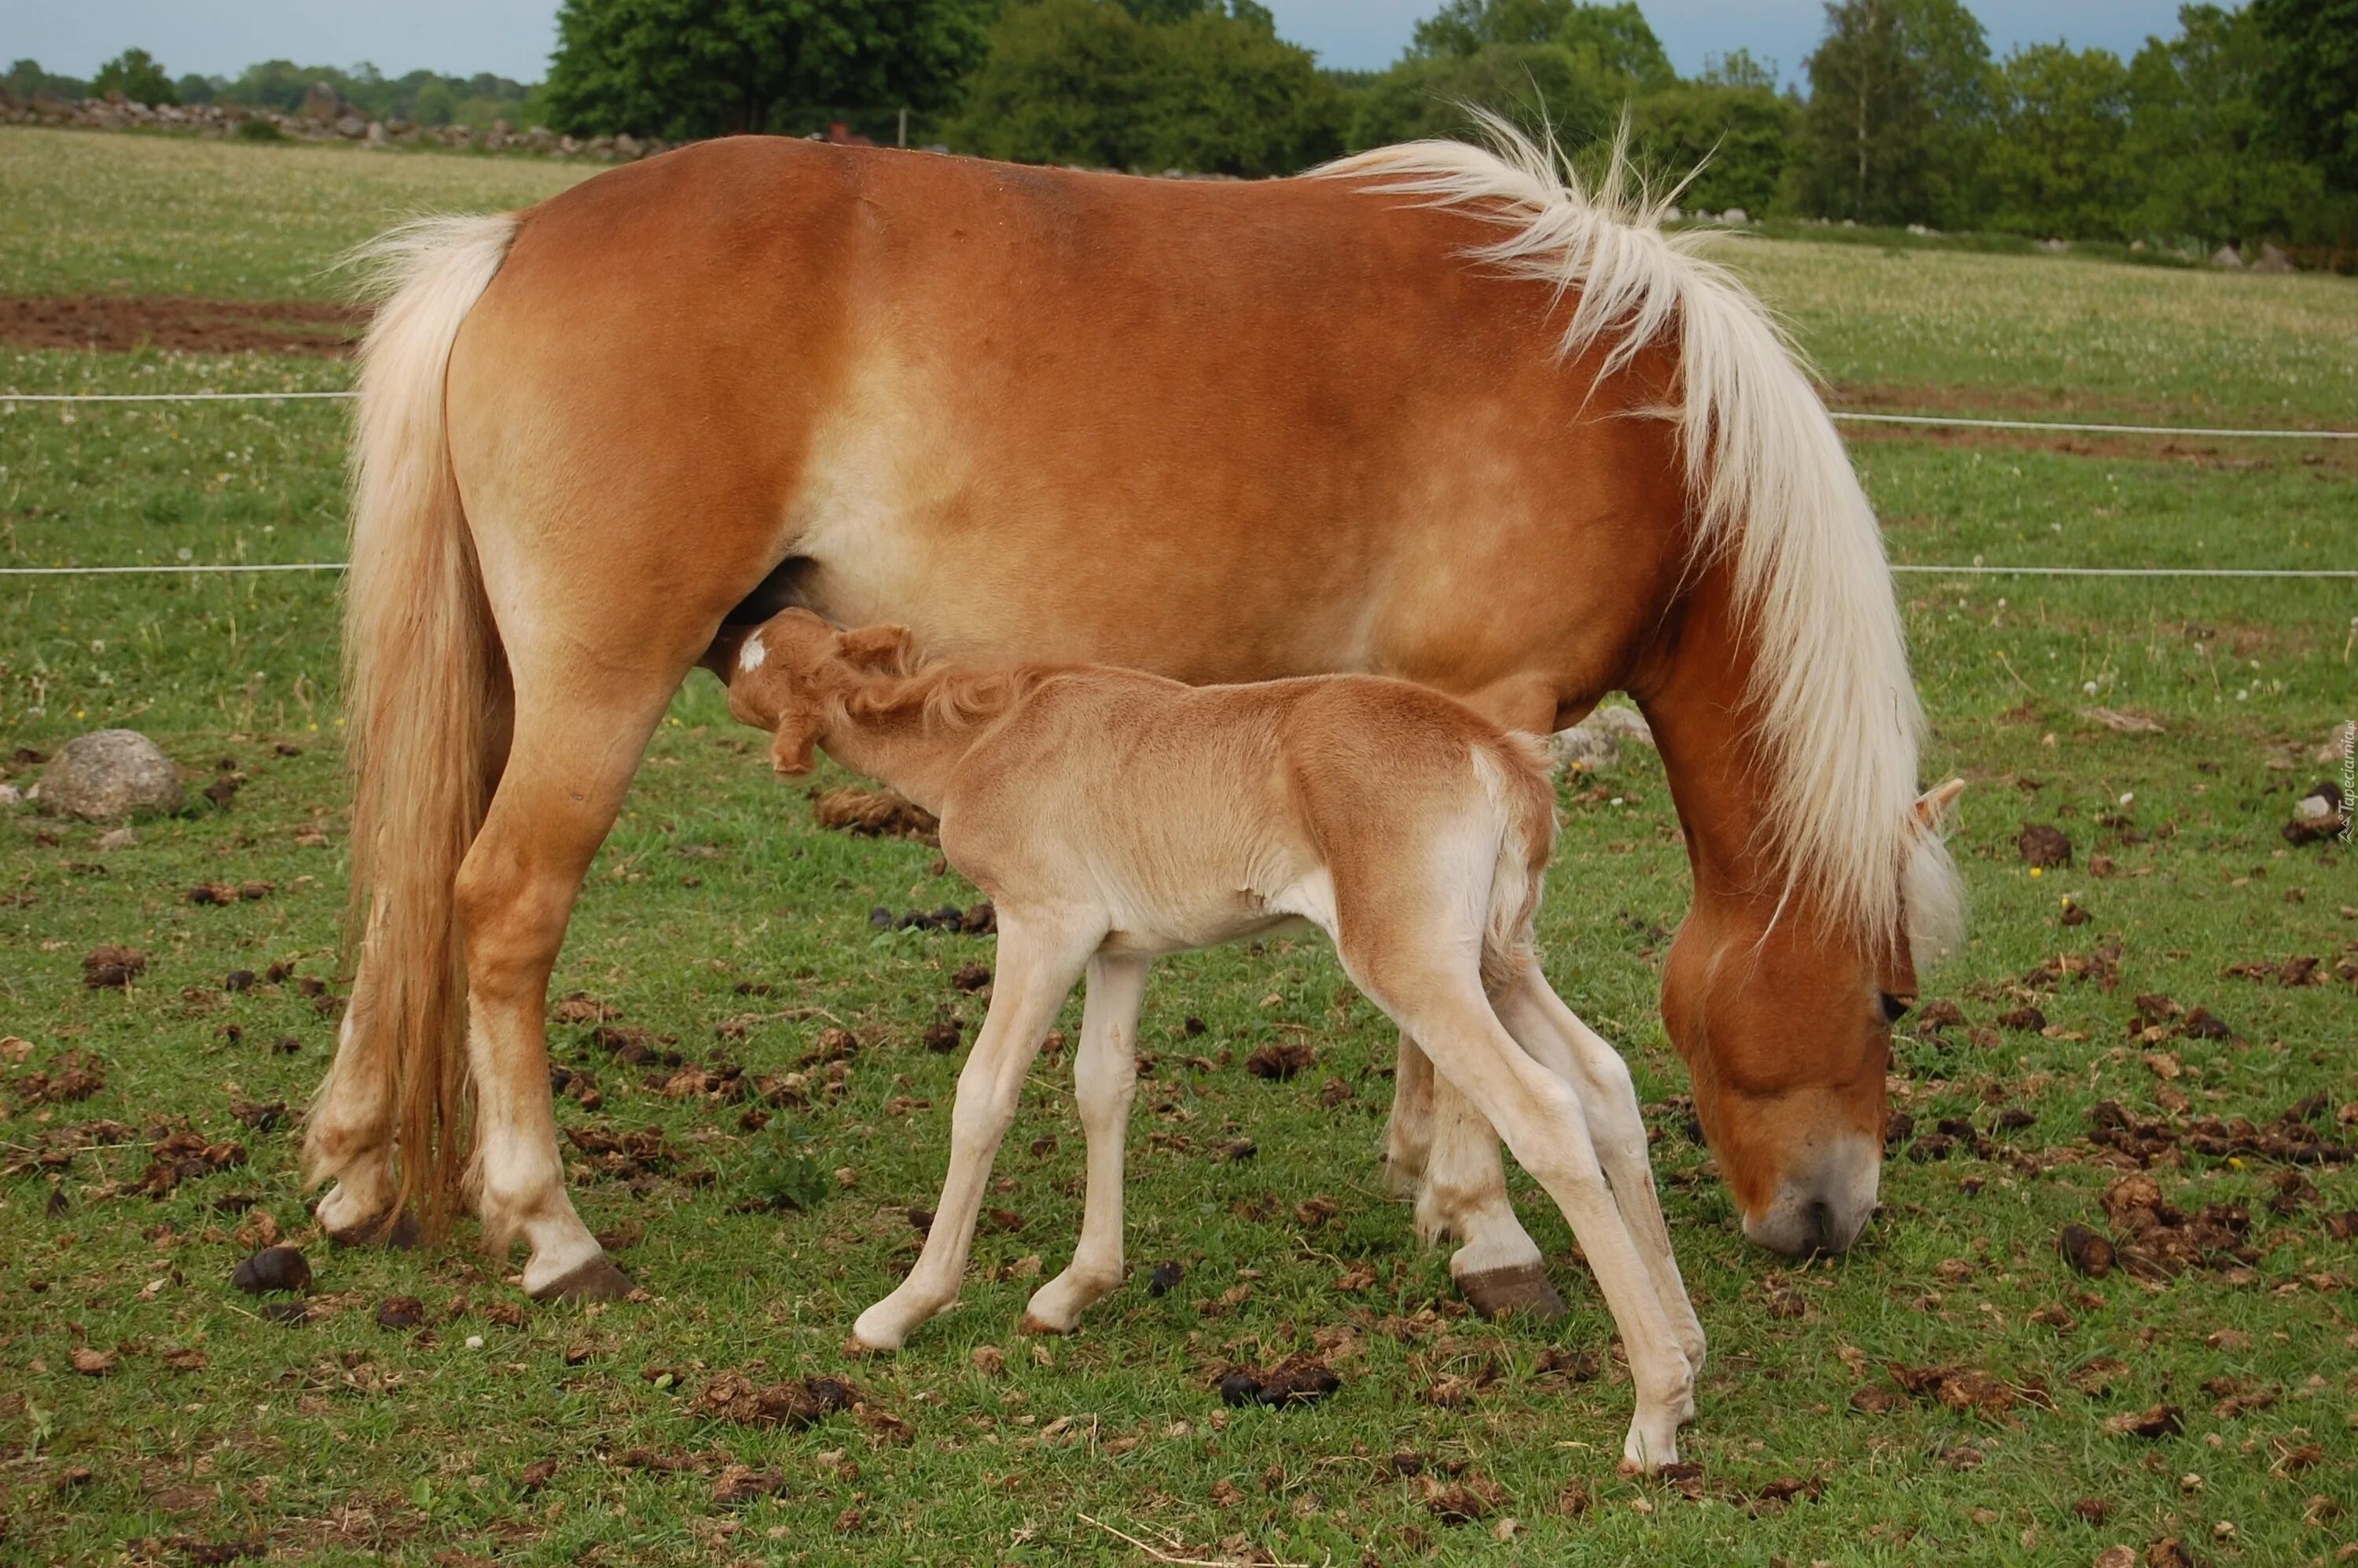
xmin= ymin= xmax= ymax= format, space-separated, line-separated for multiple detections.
xmin=1740 ymin=1137 xmax=1879 ymax=1256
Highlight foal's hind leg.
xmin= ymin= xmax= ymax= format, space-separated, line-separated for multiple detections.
xmin=1493 ymin=963 xmax=1706 ymax=1382
xmin=1022 ymin=953 xmax=1150 ymax=1335
xmin=1349 ymin=948 xmax=1692 ymax=1469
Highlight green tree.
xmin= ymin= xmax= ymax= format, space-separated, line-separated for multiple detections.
xmin=1144 ymin=7 xmax=1346 ymax=173
xmin=1631 ymin=81 xmax=1798 ymax=215
xmin=1347 ymin=42 xmax=1622 ymax=149
xmin=410 ymin=79 xmax=461 ymax=126
xmin=3 ymin=60 xmax=90 ymax=100
xmin=91 ymin=47 xmax=178 ymax=105
xmin=1982 ymin=43 xmax=2132 ymax=237
xmin=2126 ymin=4 xmax=2339 ymax=245
xmin=957 ymin=0 xmax=1155 ymax=165
xmin=956 ymin=0 xmax=1339 ymax=174
xmin=544 ymin=0 xmax=990 ymax=140
xmin=1412 ymin=0 xmax=1671 ymax=86
xmin=1700 ymin=48 xmax=1780 ymax=93
xmin=1788 ymin=0 xmax=1993 ymax=225
xmin=221 ymin=60 xmax=329 ymax=113
xmin=2249 ymin=0 xmax=2358 ymax=189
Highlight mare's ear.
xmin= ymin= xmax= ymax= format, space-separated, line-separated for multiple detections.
xmin=836 ymin=623 xmax=913 ymax=672
xmin=769 ymin=707 xmax=821 ymax=777
xmin=1912 ymin=777 xmax=1966 ymax=835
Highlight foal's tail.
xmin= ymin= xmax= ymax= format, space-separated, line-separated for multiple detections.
xmin=311 ymin=215 xmax=519 ymax=1238
xmin=1474 ymin=734 xmax=1559 ymax=993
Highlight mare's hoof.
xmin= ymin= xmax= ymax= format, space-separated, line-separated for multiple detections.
xmin=1456 ymin=1261 xmax=1568 ymax=1322
xmin=1016 ymin=1313 xmax=1068 ymax=1338
xmin=529 ymin=1255 xmax=637 ymax=1302
xmin=327 ymin=1207 xmax=421 ymax=1250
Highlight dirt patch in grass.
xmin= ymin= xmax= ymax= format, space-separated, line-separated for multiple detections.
xmin=0 ymin=295 xmax=365 ymax=358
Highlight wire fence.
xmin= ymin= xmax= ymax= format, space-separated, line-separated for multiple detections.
xmin=8 ymin=384 xmax=2358 ymax=441
xmin=4 ymin=384 xmax=2351 ymax=581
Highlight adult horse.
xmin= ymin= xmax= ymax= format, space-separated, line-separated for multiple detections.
xmin=307 ymin=125 xmax=1962 ymax=1304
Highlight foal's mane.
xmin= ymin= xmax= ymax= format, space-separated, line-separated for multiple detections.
xmin=1320 ymin=117 xmax=1963 ymax=964
xmin=833 ymin=654 xmax=1060 ymax=740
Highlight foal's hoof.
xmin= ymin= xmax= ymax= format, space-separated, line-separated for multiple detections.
xmin=528 ymin=1255 xmax=637 ymax=1302
xmin=1456 ymin=1262 xmax=1568 ymax=1322
xmin=1016 ymin=1313 xmax=1068 ymax=1338
xmin=326 ymin=1206 xmax=421 ymax=1251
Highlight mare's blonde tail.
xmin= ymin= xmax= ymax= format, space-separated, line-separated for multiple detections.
xmin=309 ymin=215 xmax=517 ymax=1237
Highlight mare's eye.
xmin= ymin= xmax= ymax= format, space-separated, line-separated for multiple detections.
xmin=1878 ymin=992 xmax=1914 ymax=1025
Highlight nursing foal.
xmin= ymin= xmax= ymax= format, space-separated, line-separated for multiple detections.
xmin=723 ymin=608 xmax=1704 ymax=1469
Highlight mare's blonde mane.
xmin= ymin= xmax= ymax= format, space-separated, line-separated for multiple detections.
xmin=1321 ymin=118 xmax=1963 ymax=963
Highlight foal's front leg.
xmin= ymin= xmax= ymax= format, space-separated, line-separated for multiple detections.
xmin=851 ymin=911 xmax=1100 ymax=1352
xmin=1021 ymin=953 xmax=1150 ymax=1335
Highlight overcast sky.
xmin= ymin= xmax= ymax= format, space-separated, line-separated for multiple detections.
xmin=13 ymin=1 xmax=2203 ymax=87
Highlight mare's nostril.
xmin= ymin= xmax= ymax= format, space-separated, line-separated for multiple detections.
xmin=1802 ymin=1199 xmax=1835 ymax=1255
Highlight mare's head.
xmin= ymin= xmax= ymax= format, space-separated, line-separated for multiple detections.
xmin=724 ymin=609 xmax=913 ymax=773
xmin=1662 ymin=780 xmax=1964 ymax=1256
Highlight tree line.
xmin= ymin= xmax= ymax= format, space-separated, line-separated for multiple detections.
xmin=13 ymin=0 xmax=2352 ymax=252
xmin=4 ymin=53 xmax=536 ymax=130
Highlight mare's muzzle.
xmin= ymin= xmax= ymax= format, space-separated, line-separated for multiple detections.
xmin=1739 ymin=1135 xmax=1879 ymax=1256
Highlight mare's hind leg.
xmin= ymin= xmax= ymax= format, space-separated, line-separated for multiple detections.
xmin=854 ymin=908 xmax=1102 ymax=1350
xmin=310 ymin=680 xmax=509 ymax=1249
xmin=304 ymin=948 xmax=415 ymax=1247
xmin=455 ymin=671 xmax=685 ymax=1299
xmin=1493 ymin=963 xmax=1706 ymax=1385
xmin=1022 ymin=953 xmax=1150 ymax=1335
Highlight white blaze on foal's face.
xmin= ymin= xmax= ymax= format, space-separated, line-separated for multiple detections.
xmin=738 ymin=633 xmax=768 ymax=674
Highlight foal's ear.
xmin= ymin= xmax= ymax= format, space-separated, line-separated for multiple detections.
xmin=836 ymin=623 xmax=913 ymax=672
xmin=769 ymin=708 xmax=821 ymax=777
xmin=1912 ymin=777 xmax=1966 ymax=835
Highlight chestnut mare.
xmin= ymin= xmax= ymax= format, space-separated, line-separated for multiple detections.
xmin=307 ymin=124 xmax=1963 ymax=1303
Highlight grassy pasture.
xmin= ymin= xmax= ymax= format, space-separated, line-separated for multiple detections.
xmin=1 ymin=127 xmax=2353 ymax=1566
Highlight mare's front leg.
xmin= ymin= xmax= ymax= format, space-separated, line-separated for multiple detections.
xmin=1419 ymin=1071 xmax=1567 ymax=1320
xmin=1382 ymin=1032 xmax=1435 ymax=1195
xmin=852 ymin=909 xmax=1102 ymax=1351
xmin=1021 ymin=953 xmax=1150 ymax=1335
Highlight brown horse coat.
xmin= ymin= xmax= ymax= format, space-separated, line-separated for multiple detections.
xmin=307 ymin=125 xmax=1959 ymax=1305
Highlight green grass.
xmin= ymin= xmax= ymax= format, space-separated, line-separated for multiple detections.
xmin=2 ymin=130 xmax=2354 ymax=1567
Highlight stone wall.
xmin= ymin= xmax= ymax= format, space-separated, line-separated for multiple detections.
xmin=0 ymin=86 xmax=663 ymax=163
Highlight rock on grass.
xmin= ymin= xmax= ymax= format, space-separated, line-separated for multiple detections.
xmin=40 ymin=729 xmax=183 ymax=821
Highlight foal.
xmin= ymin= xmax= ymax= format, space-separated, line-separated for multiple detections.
xmin=723 ymin=609 xmax=1705 ymax=1468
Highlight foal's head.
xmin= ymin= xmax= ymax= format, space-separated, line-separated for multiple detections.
xmin=725 ymin=609 xmax=913 ymax=773
xmin=1662 ymin=780 xmax=1964 ymax=1257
